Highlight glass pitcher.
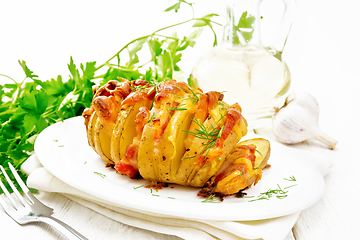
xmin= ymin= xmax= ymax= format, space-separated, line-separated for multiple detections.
xmin=190 ymin=0 xmax=296 ymax=129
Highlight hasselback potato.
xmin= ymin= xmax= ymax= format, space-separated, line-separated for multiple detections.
xmin=82 ymin=79 xmax=270 ymax=196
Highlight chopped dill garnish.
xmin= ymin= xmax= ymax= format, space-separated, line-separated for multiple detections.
xmin=216 ymin=101 xmax=228 ymax=123
xmin=243 ymin=195 xmax=255 ymax=198
xmin=94 ymin=172 xmax=106 ymax=179
xmin=130 ymin=85 xmax=148 ymax=91
xmin=239 ymin=168 xmax=245 ymax=179
xmin=133 ymin=185 xmax=144 ymax=190
xmin=201 ymin=194 xmax=222 ymax=203
xmin=201 ymin=186 xmax=222 ymax=203
xmin=176 ymin=84 xmax=200 ymax=104
xmin=183 ymin=155 xmax=197 ymax=159
xmin=173 ymin=94 xmax=185 ymax=99
xmin=188 ymin=88 xmax=200 ymax=104
xmin=253 ymin=167 xmax=264 ymax=170
xmin=284 ymin=175 xmax=296 ymax=181
xmin=284 ymin=184 xmax=298 ymax=189
xmin=217 ymin=112 xmax=227 ymax=123
xmin=147 ymin=112 xmax=155 ymax=123
xmin=169 ymin=103 xmax=188 ymax=111
xmin=183 ymin=119 xmax=224 ymax=162
xmin=249 ymin=184 xmax=290 ymax=202
xmin=152 ymin=194 xmax=160 ymax=197
xmin=224 ymin=168 xmax=245 ymax=186
xmin=166 ymin=108 xmax=172 ymax=118
xmin=216 ymin=101 xmax=225 ymax=107
xmin=255 ymin=148 xmax=263 ymax=157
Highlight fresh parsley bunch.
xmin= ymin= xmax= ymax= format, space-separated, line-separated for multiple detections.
xmin=0 ymin=0 xmax=220 ymax=190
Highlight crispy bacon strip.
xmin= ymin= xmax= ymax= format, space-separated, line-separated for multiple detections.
xmin=93 ymin=80 xmax=131 ymax=100
xmin=83 ymin=79 xmax=133 ymax=127
xmin=209 ymin=140 xmax=260 ymax=195
xmin=121 ymin=92 xmax=149 ymax=108
xmin=93 ymin=95 xmax=119 ymax=130
xmin=214 ymin=103 xmax=242 ymax=151
xmin=227 ymin=144 xmax=256 ymax=167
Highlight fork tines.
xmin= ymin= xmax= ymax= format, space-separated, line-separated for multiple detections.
xmin=0 ymin=163 xmax=31 ymax=210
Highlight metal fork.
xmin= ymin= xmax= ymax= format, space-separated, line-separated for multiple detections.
xmin=0 ymin=162 xmax=88 ymax=240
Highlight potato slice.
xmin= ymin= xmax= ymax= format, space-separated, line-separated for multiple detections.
xmin=230 ymin=138 xmax=271 ymax=190
xmin=138 ymin=121 xmax=158 ymax=181
xmin=93 ymin=117 xmax=114 ymax=164
xmin=109 ymin=107 xmax=130 ymax=163
xmin=214 ymin=157 xmax=262 ymax=195
xmin=113 ymin=102 xmax=151 ymax=163
xmin=210 ymin=138 xmax=270 ymax=195
xmin=174 ymin=116 xmax=218 ymax=186
xmin=238 ymin=138 xmax=271 ymax=169
xmin=109 ymin=106 xmax=134 ymax=163
xmin=86 ymin=111 xmax=98 ymax=151
xmin=156 ymin=97 xmax=196 ymax=182
xmin=188 ymin=131 xmax=239 ymax=187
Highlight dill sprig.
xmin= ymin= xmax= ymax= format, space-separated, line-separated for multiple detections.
xmin=147 ymin=112 xmax=156 ymax=123
xmin=255 ymin=148 xmax=263 ymax=157
xmin=133 ymin=185 xmax=144 ymax=190
xmin=175 ymin=83 xmax=200 ymax=104
xmin=130 ymin=85 xmax=148 ymax=92
xmin=169 ymin=103 xmax=188 ymax=111
xmin=224 ymin=168 xmax=245 ymax=186
xmin=249 ymin=184 xmax=289 ymax=202
xmin=284 ymin=175 xmax=296 ymax=181
xmin=183 ymin=118 xmax=224 ymax=161
xmin=94 ymin=172 xmax=106 ymax=179
xmin=284 ymin=184 xmax=298 ymax=189
xmin=201 ymin=187 xmax=222 ymax=203
xmin=187 ymin=87 xmax=200 ymax=104
xmin=201 ymin=194 xmax=222 ymax=203
xmin=216 ymin=101 xmax=227 ymax=123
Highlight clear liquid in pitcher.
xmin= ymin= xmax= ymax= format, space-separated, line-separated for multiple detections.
xmin=190 ymin=44 xmax=290 ymax=127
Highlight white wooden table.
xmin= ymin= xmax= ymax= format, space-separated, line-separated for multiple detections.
xmin=1 ymin=0 xmax=359 ymax=239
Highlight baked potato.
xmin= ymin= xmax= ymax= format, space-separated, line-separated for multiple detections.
xmin=82 ymin=79 xmax=271 ymax=197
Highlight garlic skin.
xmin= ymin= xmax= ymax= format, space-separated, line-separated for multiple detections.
xmin=272 ymin=91 xmax=337 ymax=149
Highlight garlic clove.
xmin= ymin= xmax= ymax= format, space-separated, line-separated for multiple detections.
xmin=272 ymin=91 xmax=337 ymax=149
xmin=312 ymin=129 xmax=338 ymax=150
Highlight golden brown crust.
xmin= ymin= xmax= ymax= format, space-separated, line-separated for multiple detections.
xmin=82 ymin=79 xmax=270 ymax=196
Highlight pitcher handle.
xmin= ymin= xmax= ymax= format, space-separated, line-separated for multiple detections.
xmin=265 ymin=0 xmax=297 ymax=53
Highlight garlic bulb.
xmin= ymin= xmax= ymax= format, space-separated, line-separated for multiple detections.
xmin=272 ymin=91 xmax=337 ymax=149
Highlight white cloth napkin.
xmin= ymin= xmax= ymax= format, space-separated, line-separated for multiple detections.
xmin=22 ymin=154 xmax=301 ymax=240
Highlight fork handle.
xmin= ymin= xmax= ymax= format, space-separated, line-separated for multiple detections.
xmin=38 ymin=216 xmax=88 ymax=240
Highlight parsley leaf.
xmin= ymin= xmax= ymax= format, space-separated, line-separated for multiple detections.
xmin=165 ymin=0 xmax=192 ymax=13
xmin=0 ymin=0 xmax=221 ymax=192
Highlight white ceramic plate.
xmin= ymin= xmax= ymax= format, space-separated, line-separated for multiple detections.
xmin=34 ymin=116 xmax=325 ymax=221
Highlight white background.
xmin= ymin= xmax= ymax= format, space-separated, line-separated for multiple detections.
xmin=1 ymin=0 xmax=359 ymax=87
